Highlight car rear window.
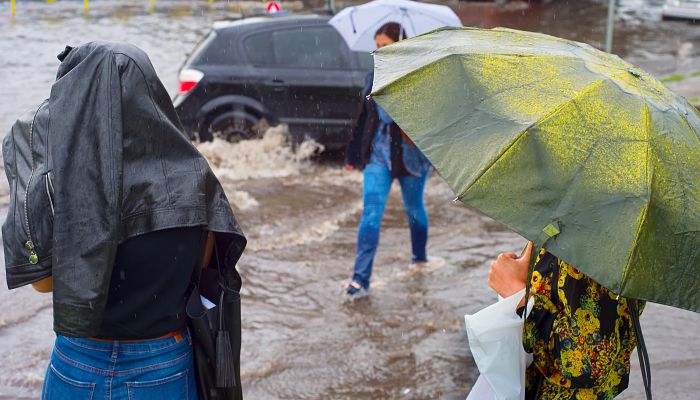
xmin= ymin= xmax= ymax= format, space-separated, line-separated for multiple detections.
xmin=243 ymin=26 xmax=350 ymax=69
xmin=183 ymin=30 xmax=217 ymax=67
xmin=185 ymin=30 xmax=241 ymax=66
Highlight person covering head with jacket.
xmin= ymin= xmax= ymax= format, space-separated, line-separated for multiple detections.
xmin=3 ymin=42 xmax=246 ymax=399
xmin=343 ymin=22 xmax=432 ymax=300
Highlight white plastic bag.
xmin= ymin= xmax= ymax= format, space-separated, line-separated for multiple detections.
xmin=464 ymin=288 xmax=533 ymax=400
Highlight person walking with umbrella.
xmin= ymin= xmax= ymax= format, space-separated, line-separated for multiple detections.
xmin=369 ymin=27 xmax=698 ymax=399
xmin=328 ymin=1 xmax=460 ymax=300
xmin=342 ymin=22 xmax=432 ymax=299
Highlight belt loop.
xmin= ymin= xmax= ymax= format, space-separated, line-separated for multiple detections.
xmin=111 ymin=340 xmax=119 ymax=360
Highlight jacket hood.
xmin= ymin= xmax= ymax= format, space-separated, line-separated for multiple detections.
xmin=45 ymin=41 xmax=246 ymax=337
xmin=55 ymin=42 xmax=152 ymax=80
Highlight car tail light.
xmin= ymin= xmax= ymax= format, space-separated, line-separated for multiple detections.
xmin=178 ymin=69 xmax=204 ymax=94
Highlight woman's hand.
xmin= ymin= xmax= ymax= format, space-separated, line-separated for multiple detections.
xmin=488 ymin=241 xmax=533 ymax=299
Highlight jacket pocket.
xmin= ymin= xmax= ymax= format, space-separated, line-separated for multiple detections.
xmin=25 ymin=170 xmax=55 ymax=258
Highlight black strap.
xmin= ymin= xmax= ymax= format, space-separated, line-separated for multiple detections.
xmin=548 ymin=254 xmax=559 ymax=306
xmin=212 ymin=239 xmax=226 ymax=329
xmin=189 ymin=229 xmax=210 ymax=288
xmin=522 ymin=245 xmax=538 ymax=320
xmin=629 ymin=299 xmax=652 ymax=400
xmin=523 ymin=249 xmax=555 ymax=319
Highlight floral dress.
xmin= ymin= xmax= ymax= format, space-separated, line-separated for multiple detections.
xmin=523 ymin=249 xmax=644 ymax=400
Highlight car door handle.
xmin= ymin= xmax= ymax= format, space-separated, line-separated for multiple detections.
xmin=270 ymin=79 xmax=286 ymax=92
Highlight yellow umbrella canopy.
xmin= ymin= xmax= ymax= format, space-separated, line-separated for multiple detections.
xmin=371 ymin=27 xmax=700 ymax=312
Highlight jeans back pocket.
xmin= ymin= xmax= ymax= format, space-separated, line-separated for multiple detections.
xmin=43 ymin=363 xmax=95 ymax=400
xmin=127 ymin=370 xmax=190 ymax=400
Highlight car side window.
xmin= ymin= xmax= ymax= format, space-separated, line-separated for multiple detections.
xmin=244 ymin=31 xmax=275 ymax=65
xmin=200 ymin=31 xmax=242 ymax=65
xmin=244 ymin=26 xmax=350 ymax=69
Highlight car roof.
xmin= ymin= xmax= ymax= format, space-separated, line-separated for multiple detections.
xmin=213 ymin=14 xmax=330 ymax=32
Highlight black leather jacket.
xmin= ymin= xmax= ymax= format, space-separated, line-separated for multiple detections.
xmin=345 ymin=72 xmax=413 ymax=177
xmin=3 ymin=42 xmax=246 ymax=337
xmin=346 ymin=72 xmax=379 ymax=169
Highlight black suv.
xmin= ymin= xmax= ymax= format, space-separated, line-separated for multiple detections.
xmin=173 ymin=14 xmax=373 ymax=149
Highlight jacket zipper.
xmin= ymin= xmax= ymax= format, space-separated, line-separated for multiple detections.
xmin=45 ymin=173 xmax=55 ymax=216
xmin=22 ymin=104 xmax=44 ymax=265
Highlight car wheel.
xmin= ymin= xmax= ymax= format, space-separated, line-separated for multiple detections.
xmin=206 ymin=111 xmax=261 ymax=143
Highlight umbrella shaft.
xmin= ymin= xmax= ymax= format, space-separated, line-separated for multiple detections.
xmin=605 ymin=0 xmax=616 ymax=52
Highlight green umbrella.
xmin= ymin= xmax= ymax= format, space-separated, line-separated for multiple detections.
xmin=371 ymin=27 xmax=700 ymax=312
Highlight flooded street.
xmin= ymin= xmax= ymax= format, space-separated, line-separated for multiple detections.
xmin=1 ymin=1 xmax=699 ymax=398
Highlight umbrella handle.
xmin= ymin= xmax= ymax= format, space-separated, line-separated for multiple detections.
xmin=521 ymin=243 xmax=539 ymax=322
xmin=629 ymin=300 xmax=652 ymax=400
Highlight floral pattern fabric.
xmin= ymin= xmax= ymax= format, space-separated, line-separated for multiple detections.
xmin=523 ymin=249 xmax=644 ymax=400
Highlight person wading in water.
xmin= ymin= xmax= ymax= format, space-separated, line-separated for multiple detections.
xmin=343 ymin=22 xmax=432 ymax=301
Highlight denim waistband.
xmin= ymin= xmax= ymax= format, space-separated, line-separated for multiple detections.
xmin=60 ymin=328 xmax=191 ymax=354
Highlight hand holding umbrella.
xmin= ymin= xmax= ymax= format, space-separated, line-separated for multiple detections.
xmin=489 ymin=241 xmax=533 ymax=304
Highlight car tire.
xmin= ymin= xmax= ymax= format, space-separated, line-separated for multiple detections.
xmin=204 ymin=110 xmax=262 ymax=143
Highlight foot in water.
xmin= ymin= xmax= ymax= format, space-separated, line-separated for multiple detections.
xmin=341 ymin=281 xmax=369 ymax=303
xmin=397 ymin=257 xmax=447 ymax=280
xmin=409 ymin=261 xmax=427 ymax=271
xmin=411 ymin=257 xmax=447 ymax=272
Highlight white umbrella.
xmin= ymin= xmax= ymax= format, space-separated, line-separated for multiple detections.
xmin=329 ymin=0 xmax=462 ymax=52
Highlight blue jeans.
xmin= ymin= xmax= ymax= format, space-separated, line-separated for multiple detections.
xmin=352 ymin=162 xmax=429 ymax=289
xmin=42 ymin=330 xmax=197 ymax=400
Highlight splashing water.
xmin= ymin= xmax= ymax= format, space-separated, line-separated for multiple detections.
xmin=229 ymin=190 xmax=260 ymax=211
xmin=196 ymin=125 xmax=325 ymax=182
